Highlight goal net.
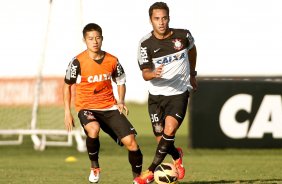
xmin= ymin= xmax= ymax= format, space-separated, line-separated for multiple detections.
xmin=0 ymin=77 xmax=86 ymax=152
xmin=0 ymin=0 xmax=86 ymax=152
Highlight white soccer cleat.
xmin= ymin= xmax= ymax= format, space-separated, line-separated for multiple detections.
xmin=89 ymin=168 xmax=100 ymax=183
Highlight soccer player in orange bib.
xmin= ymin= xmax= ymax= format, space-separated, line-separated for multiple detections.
xmin=63 ymin=23 xmax=143 ymax=183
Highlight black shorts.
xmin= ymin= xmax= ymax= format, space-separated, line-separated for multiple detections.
xmin=78 ymin=109 xmax=137 ymax=141
xmin=148 ymin=90 xmax=189 ymax=136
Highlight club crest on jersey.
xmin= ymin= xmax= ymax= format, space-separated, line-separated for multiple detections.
xmin=172 ymin=39 xmax=183 ymax=50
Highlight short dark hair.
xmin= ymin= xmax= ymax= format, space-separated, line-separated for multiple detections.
xmin=149 ymin=2 xmax=169 ymax=18
xmin=82 ymin=23 xmax=102 ymax=38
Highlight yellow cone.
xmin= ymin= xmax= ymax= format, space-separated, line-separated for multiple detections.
xmin=65 ymin=156 xmax=77 ymax=163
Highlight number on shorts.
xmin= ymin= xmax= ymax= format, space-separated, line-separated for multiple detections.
xmin=150 ymin=114 xmax=159 ymax=123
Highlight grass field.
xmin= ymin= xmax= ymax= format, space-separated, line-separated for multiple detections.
xmin=1 ymin=103 xmax=282 ymax=184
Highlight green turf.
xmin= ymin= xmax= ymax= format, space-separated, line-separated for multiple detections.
xmin=1 ymin=136 xmax=282 ymax=184
xmin=0 ymin=103 xmax=282 ymax=183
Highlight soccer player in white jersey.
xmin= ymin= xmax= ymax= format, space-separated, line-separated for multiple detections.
xmin=133 ymin=2 xmax=197 ymax=184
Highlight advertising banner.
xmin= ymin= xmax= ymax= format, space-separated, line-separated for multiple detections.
xmin=0 ymin=77 xmax=65 ymax=106
xmin=189 ymin=77 xmax=282 ymax=148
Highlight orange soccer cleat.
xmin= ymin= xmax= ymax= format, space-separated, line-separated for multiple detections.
xmin=174 ymin=147 xmax=185 ymax=180
xmin=133 ymin=170 xmax=154 ymax=184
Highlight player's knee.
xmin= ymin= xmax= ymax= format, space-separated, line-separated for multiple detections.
xmin=122 ymin=135 xmax=138 ymax=151
xmin=164 ymin=125 xmax=177 ymax=136
xmin=85 ymin=122 xmax=100 ymax=138
xmin=85 ymin=126 xmax=100 ymax=138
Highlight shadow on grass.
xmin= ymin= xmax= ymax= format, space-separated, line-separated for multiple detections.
xmin=182 ymin=178 xmax=282 ymax=184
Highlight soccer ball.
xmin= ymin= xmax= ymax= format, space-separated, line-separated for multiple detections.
xmin=154 ymin=163 xmax=179 ymax=184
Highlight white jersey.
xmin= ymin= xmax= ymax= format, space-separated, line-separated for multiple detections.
xmin=137 ymin=28 xmax=195 ymax=96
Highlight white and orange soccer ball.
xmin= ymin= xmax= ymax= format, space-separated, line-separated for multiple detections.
xmin=154 ymin=162 xmax=179 ymax=184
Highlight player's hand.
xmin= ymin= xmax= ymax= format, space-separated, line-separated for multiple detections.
xmin=154 ymin=64 xmax=163 ymax=78
xmin=64 ymin=113 xmax=75 ymax=132
xmin=190 ymin=76 xmax=198 ymax=92
xmin=118 ymin=102 xmax=129 ymax=115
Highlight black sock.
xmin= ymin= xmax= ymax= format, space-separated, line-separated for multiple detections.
xmin=148 ymin=134 xmax=175 ymax=172
xmin=86 ymin=136 xmax=100 ymax=168
xmin=167 ymin=145 xmax=180 ymax=160
xmin=128 ymin=148 xmax=143 ymax=178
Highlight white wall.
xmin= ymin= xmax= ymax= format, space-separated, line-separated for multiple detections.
xmin=0 ymin=0 xmax=282 ymax=102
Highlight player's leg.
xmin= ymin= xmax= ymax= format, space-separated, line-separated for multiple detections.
xmin=165 ymin=115 xmax=180 ymax=160
xmin=78 ymin=110 xmax=101 ymax=183
xmin=134 ymin=133 xmax=172 ymax=184
xmin=100 ymin=121 xmax=123 ymax=146
xmin=97 ymin=110 xmax=143 ymax=181
xmin=134 ymin=132 xmax=179 ymax=183
xmin=121 ymin=134 xmax=143 ymax=178
xmin=134 ymin=94 xmax=164 ymax=184
xmin=145 ymin=115 xmax=179 ymax=173
xmin=153 ymin=116 xmax=182 ymax=174
xmin=164 ymin=90 xmax=190 ymax=180
xmin=135 ymin=91 xmax=189 ymax=183
xmin=163 ymin=115 xmax=185 ymax=179
xmin=153 ymin=119 xmax=179 ymax=161
xmin=147 ymin=93 xmax=172 ymax=172
xmin=84 ymin=121 xmax=101 ymax=168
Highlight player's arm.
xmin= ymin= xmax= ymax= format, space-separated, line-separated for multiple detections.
xmin=112 ymin=60 xmax=128 ymax=115
xmin=185 ymin=29 xmax=198 ymax=91
xmin=63 ymin=83 xmax=75 ymax=131
xmin=141 ymin=65 xmax=163 ymax=81
xmin=188 ymin=44 xmax=198 ymax=91
xmin=137 ymin=41 xmax=163 ymax=81
xmin=189 ymin=44 xmax=197 ymax=74
xmin=116 ymin=84 xmax=128 ymax=115
xmin=63 ymin=58 xmax=80 ymax=131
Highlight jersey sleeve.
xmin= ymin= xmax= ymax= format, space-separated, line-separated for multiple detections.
xmin=137 ymin=41 xmax=154 ymax=70
xmin=112 ymin=60 xmax=126 ymax=85
xmin=186 ymin=30 xmax=195 ymax=50
xmin=64 ymin=58 xmax=81 ymax=84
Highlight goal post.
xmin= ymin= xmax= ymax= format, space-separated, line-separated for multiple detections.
xmin=30 ymin=0 xmax=53 ymax=150
xmin=0 ymin=0 xmax=86 ymax=152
